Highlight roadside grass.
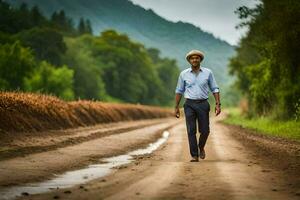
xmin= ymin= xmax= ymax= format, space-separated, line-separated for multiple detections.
xmin=222 ymin=107 xmax=300 ymax=141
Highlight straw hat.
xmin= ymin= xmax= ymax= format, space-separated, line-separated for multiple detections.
xmin=185 ymin=50 xmax=204 ymax=62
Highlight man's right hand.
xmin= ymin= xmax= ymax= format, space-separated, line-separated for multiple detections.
xmin=174 ymin=106 xmax=180 ymax=118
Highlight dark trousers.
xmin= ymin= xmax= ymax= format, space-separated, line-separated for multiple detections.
xmin=183 ymin=99 xmax=210 ymax=157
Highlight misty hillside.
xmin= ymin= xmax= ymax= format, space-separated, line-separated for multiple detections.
xmin=7 ymin=0 xmax=235 ymax=86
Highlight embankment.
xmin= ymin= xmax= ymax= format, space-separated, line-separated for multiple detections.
xmin=0 ymin=92 xmax=173 ymax=133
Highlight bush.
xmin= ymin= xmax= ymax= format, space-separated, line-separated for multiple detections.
xmin=24 ymin=61 xmax=74 ymax=100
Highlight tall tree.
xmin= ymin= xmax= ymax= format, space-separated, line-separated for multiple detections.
xmin=77 ymin=17 xmax=86 ymax=35
xmin=229 ymin=0 xmax=300 ymax=119
xmin=30 ymin=5 xmax=44 ymax=27
xmin=85 ymin=19 xmax=93 ymax=34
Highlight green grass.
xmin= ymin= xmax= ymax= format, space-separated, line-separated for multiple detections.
xmin=222 ymin=108 xmax=300 ymax=141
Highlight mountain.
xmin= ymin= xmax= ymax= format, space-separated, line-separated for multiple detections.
xmin=6 ymin=0 xmax=235 ymax=86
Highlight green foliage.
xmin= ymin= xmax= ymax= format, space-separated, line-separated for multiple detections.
xmin=94 ymin=30 xmax=164 ymax=104
xmin=219 ymin=85 xmax=242 ymax=107
xmin=245 ymin=59 xmax=274 ymax=116
xmin=229 ymin=0 xmax=300 ymax=119
xmin=223 ymin=108 xmax=300 ymax=141
xmin=295 ymin=99 xmax=300 ymax=122
xmin=63 ymin=30 xmax=180 ymax=106
xmin=0 ymin=31 xmax=15 ymax=44
xmin=0 ymin=41 xmax=36 ymax=90
xmin=63 ymin=36 xmax=107 ymax=100
xmin=24 ymin=61 xmax=74 ymax=100
xmin=152 ymin=56 xmax=180 ymax=105
xmin=15 ymin=27 xmax=66 ymax=66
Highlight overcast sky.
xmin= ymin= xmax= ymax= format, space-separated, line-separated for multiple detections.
xmin=129 ymin=0 xmax=259 ymax=45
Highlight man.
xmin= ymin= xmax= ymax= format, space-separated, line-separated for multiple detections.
xmin=174 ymin=49 xmax=221 ymax=162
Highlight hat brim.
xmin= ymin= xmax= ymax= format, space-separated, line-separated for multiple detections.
xmin=186 ymin=53 xmax=204 ymax=62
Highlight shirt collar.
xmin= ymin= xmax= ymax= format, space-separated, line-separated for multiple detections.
xmin=190 ymin=66 xmax=202 ymax=73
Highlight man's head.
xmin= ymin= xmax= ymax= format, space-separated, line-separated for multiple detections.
xmin=185 ymin=50 xmax=204 ymax=67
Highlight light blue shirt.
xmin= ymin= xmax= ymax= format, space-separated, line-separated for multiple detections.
xmin=175 ymin=66 xmax=219 ymax=99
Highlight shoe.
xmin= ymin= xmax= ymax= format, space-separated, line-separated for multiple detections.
xmin=200 ymin=149 xmax=206 ymax=159
xmin=190 ymin=156 xmax=199 ymax=162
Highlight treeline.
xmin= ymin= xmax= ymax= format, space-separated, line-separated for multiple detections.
xmin=229 ymin=0 xmax=300 ymax=120
xmin=0 ymin=1 xmax=92 ymax=36
xmin=0 ymin=0 xmax=179 ymax=106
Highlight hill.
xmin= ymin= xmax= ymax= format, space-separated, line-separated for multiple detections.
xmin=7 ymin=0 xmax=235 ymax=86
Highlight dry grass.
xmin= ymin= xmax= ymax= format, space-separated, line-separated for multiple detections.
xmin=239 ymin=97 xmax=249 ymax=115
xmin=0 ymin=92 xmax=173 ymax=133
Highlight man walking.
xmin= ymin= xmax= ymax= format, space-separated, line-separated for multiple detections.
xmin=174 ymin=50 xmax=221 ymax=162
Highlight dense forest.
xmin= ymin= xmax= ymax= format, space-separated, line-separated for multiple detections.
xmin=6 ymin=0 xmax=235 ymax=93
xmin=0 ymin=0 xmax=179 ymax=106
xmin=230 ymin=0 xmax=300 ymax=120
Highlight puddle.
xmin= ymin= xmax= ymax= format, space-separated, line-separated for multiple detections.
xmin=0 ymin=131 xmax=170 ymax=200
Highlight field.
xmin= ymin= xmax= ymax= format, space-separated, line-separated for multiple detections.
xmin=0 ymin=91 xmax=173 ymax=133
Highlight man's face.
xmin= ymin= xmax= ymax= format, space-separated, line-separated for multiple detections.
xmin=189 ymin=55 xmax=201 ymax=67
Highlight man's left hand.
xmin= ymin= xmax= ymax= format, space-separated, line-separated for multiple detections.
xmin=215 ymin=105 xmax=221 ymax=116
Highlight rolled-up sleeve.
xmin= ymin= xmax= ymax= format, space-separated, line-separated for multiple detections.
xmin=175 ymin=73 xmax=185 ymax=94
xmin=208 ymin=70 xmax=219 ymax=93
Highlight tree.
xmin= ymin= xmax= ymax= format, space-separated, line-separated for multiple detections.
xmin=63 ymin=36 xmax=107 ymax=100
xmin=229 ymin=0 xmax=300 ymax=119
xmin=16 ymin=27 xmax=67 ymax=66
xmin=50 ymin=9 xmax=76 ymax=34
xmin=78 ymin=17 xmax=86 ymax=35
xmin=85 ymin=19 xmax=93 ymax=34
xmin=92 ymin=30 xmax=166 ymax=104
xmin=30 ymin=5 xmax=46 ymax=27
xmin=77 ymin=18 xmax=93 ymax=35
xmin=0 ymin=41 xmax=36 ymax=90
xmin=24 ymin=61 xmax=75 ymax=100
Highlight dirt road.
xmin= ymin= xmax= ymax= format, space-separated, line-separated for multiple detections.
xmin=0 ymin=115 xmax=299 ymax=200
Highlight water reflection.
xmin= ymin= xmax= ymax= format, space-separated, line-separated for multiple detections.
xmin=0 ymin=131 xmax=170 ymax=200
